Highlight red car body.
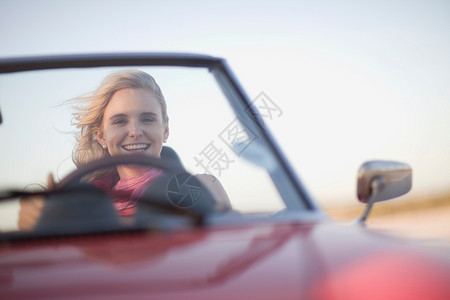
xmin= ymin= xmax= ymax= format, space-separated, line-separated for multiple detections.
xmin=2 ymin=220 xmax=450 ymax=300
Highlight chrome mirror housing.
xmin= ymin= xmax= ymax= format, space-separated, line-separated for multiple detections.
xmin=357 ymin=160 xmax=412 ymax=223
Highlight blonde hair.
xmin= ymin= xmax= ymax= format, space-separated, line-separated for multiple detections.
xmin=72 ymin=69 xmax=168 ymax=180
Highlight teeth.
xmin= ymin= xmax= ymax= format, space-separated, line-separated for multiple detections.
xmin=123 ymin=144 xmax=149 ymax=151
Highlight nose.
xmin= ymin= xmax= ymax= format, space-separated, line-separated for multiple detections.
xmin=128 ymin=121 xmax=143 ymax=138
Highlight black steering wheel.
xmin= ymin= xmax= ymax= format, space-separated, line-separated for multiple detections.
xmin=56 ymin=154 xmax=183 ymax=189
xmin=55 ymin=154 xmax=215 ymax=227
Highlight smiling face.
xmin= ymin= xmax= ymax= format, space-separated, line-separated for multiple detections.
xmin=96 ymin=88 xmax=169 ymax=178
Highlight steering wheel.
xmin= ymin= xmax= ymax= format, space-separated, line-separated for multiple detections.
xmin=56 ymin=154 xmax=183 ymax=189
xmin=55 ymin=154 xmax=214 ymax=227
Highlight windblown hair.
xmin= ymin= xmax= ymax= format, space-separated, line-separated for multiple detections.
xmin=71 ymin=69 xmax=168 ymax=181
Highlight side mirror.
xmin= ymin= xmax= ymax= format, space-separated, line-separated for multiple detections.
xmin=357 ymin=160 xmax=412 ymax=223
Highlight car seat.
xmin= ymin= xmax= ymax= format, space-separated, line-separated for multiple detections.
xmin=160 ymin=146 xmax=231 ymax=211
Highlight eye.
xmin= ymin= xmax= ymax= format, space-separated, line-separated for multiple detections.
xmin=142 ymin=117 xmax=155 ymax=123
xmin=112 ymin=118 xmax=127 ymax=125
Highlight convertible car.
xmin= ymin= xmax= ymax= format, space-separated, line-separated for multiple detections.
xmin=0 ymin=53 xmax=449 ymax=299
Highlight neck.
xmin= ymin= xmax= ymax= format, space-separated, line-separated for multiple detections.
xmin=117 ymin=165 xmax=152 ymax=179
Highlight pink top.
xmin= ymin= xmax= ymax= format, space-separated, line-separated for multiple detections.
xmin=92 ymin=168 xmax=163 ymax=216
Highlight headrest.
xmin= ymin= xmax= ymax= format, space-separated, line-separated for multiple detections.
xmin=160 ymin=146 xmax=184 ymax=168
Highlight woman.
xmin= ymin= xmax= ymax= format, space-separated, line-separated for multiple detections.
xmin=19 ymin=70 xmax=170 ymax=229
xmin=74 ymin=69 xmax=169 ymax=216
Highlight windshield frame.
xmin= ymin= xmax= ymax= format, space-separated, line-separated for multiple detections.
xmin=0 ymin=52 xmax=318 ymax=212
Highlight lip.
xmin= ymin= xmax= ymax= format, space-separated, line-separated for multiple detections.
xmin=121 ymin=143 xmax=151 ymax=152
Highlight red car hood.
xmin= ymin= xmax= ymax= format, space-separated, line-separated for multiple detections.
xmin=1 ymin=220 xmax=450 ymax=300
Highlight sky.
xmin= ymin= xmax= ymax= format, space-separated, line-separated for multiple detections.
xmin=1 ymin=0 xmax=450 ymax=208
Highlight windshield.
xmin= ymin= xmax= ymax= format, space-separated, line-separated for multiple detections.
xmin=0 ymin=62 xmax=308 ymax=235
